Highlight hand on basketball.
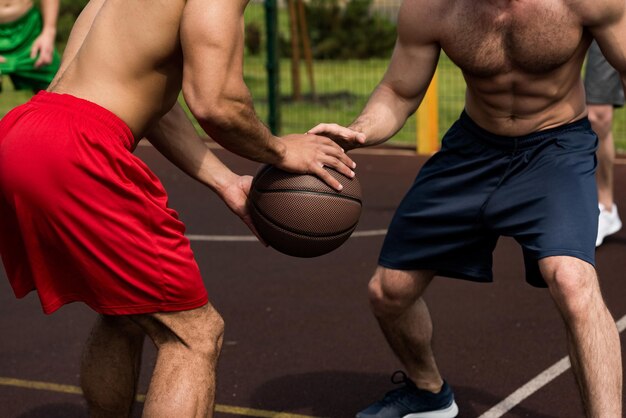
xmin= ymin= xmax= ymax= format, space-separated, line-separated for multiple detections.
xmin=307 ymin=123 xmax=366 ymax=152
xmin=221 ymin=174 xmax=268 ymax=246
xmin=275 ymin=133 xmax=356 ymax=191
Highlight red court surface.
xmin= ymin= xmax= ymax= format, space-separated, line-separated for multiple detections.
xmin=1 ymin=143 xmax=626 ymax=418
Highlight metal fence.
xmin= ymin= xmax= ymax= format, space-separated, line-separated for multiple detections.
xmin=244 ymin=0 xmax=626 ymax=152
xmin=243 ymin=0 xmax=466 ymax=150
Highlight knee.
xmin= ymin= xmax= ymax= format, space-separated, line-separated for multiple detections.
xmin=149 ymin=305 xmax=225 ymax=361
xmin=541 ymin=258 xmax=600 ymax=320
xmin=190 ymin=307 xmax=225 ymax=359
xmin=367 ymin=268 xmax=420 ymax=318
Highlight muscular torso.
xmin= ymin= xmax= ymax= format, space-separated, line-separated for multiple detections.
xmin=49 ymin=0 xmax=186 ymax=140
xmin=434 ymin=0 xmax=592 ymax=135
xmin=44 ymin=0 xmax=617 ymax=141
xmin=0 ymin=0 xmax=32 ymax=23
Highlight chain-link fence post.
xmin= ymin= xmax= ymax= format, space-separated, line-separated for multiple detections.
xmin=265 ymin=0 xmax=281 ymax=134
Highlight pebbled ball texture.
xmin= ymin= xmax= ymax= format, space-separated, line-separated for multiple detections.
xmin=248 ymin=165 xmax=362 ymax=257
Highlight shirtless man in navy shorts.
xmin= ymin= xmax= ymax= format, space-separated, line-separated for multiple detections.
xmin=0 ymin=1 xmax=355 ymax=417
xmin=585 ymin=40 xmax=624 ymax=246
xmin=310 ymin=0 xmax=625 ymax=416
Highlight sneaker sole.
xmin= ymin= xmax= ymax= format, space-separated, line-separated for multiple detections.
xmin=403 ymin=401 xmax=459 ymax=418
xmin=597 ymin=220 xmax=623 ymax=246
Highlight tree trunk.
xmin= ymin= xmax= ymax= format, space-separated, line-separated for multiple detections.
xmin=287 ymin=0 xmax=301 ymax=101
xmin=296 ymin=0 xmax=316 ymax=100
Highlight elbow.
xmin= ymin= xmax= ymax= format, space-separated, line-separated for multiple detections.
xmin=184 ymin=91 xmax=226 ymax=131
xmin=183 ymin=88 xmax=244 ymax=138
xmin=196 ymin=106 xmax=233 ymax=136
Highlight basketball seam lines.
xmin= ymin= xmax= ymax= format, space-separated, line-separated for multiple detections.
xmin=252 ymin=188 xmax=362 ymax=203
xmin=249 ymin=199 xmax=359 ymax=238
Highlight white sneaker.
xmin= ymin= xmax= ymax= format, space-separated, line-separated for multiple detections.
xmin=596 ymin=204 xmax=622 ymax=247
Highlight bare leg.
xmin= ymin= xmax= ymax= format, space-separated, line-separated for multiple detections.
xmin=588 ymin=104 xmax=615 ymax=208
xmin=540 ymin=256 xmax=622 ymax=417
xmin=131 ymin=303 xmax=224 ymax=418
xmin=368 ymin=266 xmax=443 ymax=392
xmin=81 ymin=315 xmax=145 ymax=418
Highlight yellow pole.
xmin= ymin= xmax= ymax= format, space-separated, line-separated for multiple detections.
xmin=416 ymin=70 xmax=439 ymax=155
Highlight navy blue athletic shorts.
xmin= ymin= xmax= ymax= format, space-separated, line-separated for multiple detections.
xmin=378 ymin=111 xmax=599 ymax=287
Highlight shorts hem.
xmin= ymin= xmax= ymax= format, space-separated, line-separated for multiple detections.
xmin=37 ymin=292 xmax=209 ymax=316
xmin=525 ymin=248 xmax=595 ymax=267
xmin=586 ymin=97 xmax=624 ymax=108
xmin=378 ymin=258 xmax=493 ymax=283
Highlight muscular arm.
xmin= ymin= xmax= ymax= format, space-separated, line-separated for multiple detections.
xmin=180 ymin=0 xmax=281 ymax=162
xmin=31 ymin=0 xmax=59 ymax=67
xmin=145 ymin=102 xmax=238 ymax=194
xmin=146 ymin=102 xmax=263 ymax=239
xmin=353 ymin=0 xmax=440 ymax=144
xmin=179 ymin=0 xmax=355 ymax=190
xmin=309 ymin=0 xmax=441 ymax=148
xmin=584 ymin=0 xmax=626 ymax=95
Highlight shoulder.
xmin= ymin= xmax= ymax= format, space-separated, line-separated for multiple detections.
xmin=566 ymin=0 xmax=625 ymax=27
xmin=396 ymin=0 xmax=449 ymax=43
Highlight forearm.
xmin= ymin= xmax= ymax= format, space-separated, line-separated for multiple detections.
xmin=146 ymin=102 xmax=238 ymax=195
xmin=39 ymin=0 xmax=59 ymax=33
xmin=179 ymin=0 xmax=354 ymax=189
xmin=192 ymin=89 xmax=286 ymax=166
xmin=349 ymin=83 xmax=423 ymax=147
xmin=180 ymin=0 xmax=286 ymax=166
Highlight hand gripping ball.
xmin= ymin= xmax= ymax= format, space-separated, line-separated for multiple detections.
xmin=248 ymin=165 xmax=362 ymax=257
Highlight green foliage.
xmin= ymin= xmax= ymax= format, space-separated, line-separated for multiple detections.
xmin=305 ymin=0 xmax=396 ymax=60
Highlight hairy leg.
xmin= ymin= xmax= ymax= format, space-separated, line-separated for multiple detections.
xmin=81 ymin=315 xmax=146 ymax=418
xmin=588 ymin=104 xmax=615 ymax=208
xmin=130 ymin=303 xmax=224 ymax=418
xmin=540 ymin=256 xmax=622 ymax=417
xmin=368 ymin=266 xmax=442 ymax=392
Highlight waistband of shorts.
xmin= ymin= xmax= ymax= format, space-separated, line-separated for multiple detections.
xmin=0 ymin=7 xmax=39 ymax=30
xmin=459 ymin=110 xmax=592 ymax=151
xmin=30 ymin=91 xmax=135 ymax=150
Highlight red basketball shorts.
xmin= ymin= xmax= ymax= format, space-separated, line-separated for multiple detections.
xmin=0 ymin=92 xmax=208 ymax=315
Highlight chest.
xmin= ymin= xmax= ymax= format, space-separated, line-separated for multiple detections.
xmin=439 ymin=0 xmax=584 ymax=76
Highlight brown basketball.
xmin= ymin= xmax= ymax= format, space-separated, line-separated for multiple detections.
xmin=248 ymin=165 xmax=362 ymax=257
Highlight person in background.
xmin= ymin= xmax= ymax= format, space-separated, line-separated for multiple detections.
xmin=585 ymin=40 xmax=623 ymax=246
xmin=0 ymin=0 xmax=60 ymax=93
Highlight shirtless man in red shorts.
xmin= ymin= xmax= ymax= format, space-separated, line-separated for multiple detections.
xmin=309 ymin=0 xmax=625 ymax=416
xmin=0 ymin=1 xmax=356 ymax=417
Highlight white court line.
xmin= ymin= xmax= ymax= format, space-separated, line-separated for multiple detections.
xmin=351 ymin=229 xmax=389 ymax=237
xmin=186 ymin=229 xmax=388 ymax=242
xmin=478 ymin=314 xmax=626 ymax=418
xmin=140 ymin=140 xmax=626 ymax=414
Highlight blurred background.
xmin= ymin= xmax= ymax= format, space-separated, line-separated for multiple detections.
xmin=1 ymin=0 xmax=624 ymax=153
